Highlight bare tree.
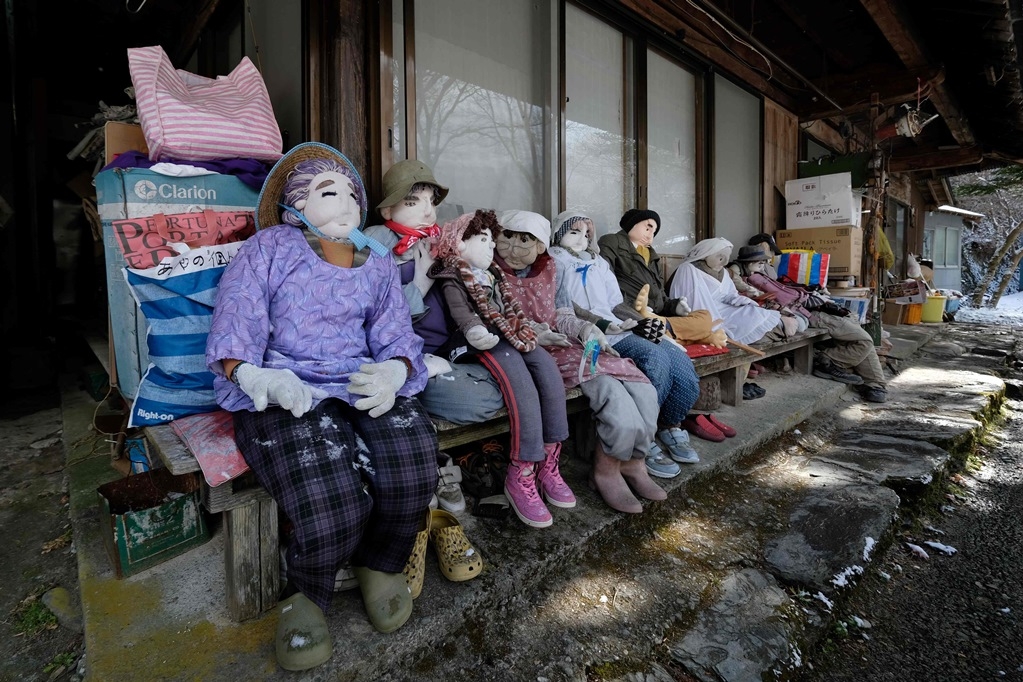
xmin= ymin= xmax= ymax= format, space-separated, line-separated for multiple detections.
xmin=952 ymin=172 xmax=1023 ymax=306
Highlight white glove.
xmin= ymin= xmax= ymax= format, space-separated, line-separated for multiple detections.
xmin=674 ymin=297 xmax=692 ymax=316
xmin=605 ymin=319 xmax=638 ymax=334
xmin=348 ymin=359 xmax=409 ymax=418
xmin=531 ymin=321 xmax=571 ymax=347
xmin=423 ymin=353 xmax=452 ymax=378
xmin=465 ymin=325 xmax=500 ymax=350
xmin=235 ymin=363 xmax=328 ymax=418
xmin=579 ymin=323 xmax=620 ymax=357
xmin=411 ymin=240 xmax=436 ymax=298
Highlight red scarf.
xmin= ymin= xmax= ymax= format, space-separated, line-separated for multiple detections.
xmin=384 ymin=220 xmax=441 ymax=256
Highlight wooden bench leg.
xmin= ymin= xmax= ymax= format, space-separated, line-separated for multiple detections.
xmin=224 ymin=492 xmax=279 ymax=621
xmin=793 ymin=342 xmax=816 ymax=374
xmin=719 ymin=365 xmax=746 ymax=407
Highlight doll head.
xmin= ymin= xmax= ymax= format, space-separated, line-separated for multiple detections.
xmin=620 ymin=209 xmax=660 ymax=248
xmin=551 ymin=210 xmax=597 ymax=255
xmin=257 ymin=143 xmax=368 ymax=238
xmin=433 ymin=209 xmax=500 ymax=269
xmin=377 ymin=159 xmax=448 ymax=228
xmin=684 ymin=237 xmax=734 ymax=272
xmin=496 ymin=210 xmax=550 ymax=270
xmin=735 ymin=245 xmax=771 ymax=276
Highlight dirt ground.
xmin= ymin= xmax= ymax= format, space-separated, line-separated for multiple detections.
xmin=0 ymin=351 xmax=85 ymax=682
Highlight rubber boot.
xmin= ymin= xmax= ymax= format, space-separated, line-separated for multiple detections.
xmin=536 ymin=442 xmax=576 ymax=508
xmin=620 ymin=454 xmax=668 ymax=501
xmin=353 ymin=566 xmax=412 ymax=633
xmin=275 ymin=592 xmax=333 ymax=671
xmin=590 ymin=443 xmax=642 ymax=513
xmin=504 ymin=453 xmax=553 ymax=528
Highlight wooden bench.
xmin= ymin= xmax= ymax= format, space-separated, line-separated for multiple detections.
xmin=144 ymin=329 xmax=830 ymax=621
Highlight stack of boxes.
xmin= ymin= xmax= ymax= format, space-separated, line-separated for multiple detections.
xmin=778 ymin=171 xmax=870 ymax=322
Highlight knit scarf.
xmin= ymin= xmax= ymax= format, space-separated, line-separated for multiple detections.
xmin=443 ymin=254 xmax=537 ymax=352
xmin=384 ymin=219 xmax=440 ymax=256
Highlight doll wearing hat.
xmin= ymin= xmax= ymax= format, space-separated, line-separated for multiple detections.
xmin=493 ymin=209 xmax=669 ymax=514
xmin=731 ymin=244 xmax=888 ymax=402
xmin=363 ymin=161 xmax=505 ymax=426
xmin=428 ymin=210 xmax=572 ymax=528
xmin=553 ymin=211 xmax=727 ymax=466
xmin=206 ymin=143 xmax=437 ymax=671
xmin=669 ymin=237 xmax=797 ymax=345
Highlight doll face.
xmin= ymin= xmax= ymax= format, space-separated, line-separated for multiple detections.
xmin=557 ymin=221 xmax=591 ymax=253
xmin=459 ymin=231 xmax=495 ymax=270
xmin=627 ymin=219 xmax=657 ymax=248
xmin=496 ymin=229 xmax=544 ymax=270
xmin=704 ymin=247 xmax=731 ymax=272
xmin=293 ymin=171 xmax=362 ymax=240
xmin=746 ymin=259 xmax=768 ymax=275
xmin=380 ymin=185 xmax=438 ymax=228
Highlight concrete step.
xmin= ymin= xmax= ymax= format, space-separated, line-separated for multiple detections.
xmin=65 ymin=322 xmax=1008 ymax=681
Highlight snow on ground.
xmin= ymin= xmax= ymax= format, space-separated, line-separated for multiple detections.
xmin=955 ymin=291 xmax=1023 ymax=328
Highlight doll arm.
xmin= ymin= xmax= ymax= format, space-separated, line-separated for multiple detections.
xmin=363 ymin=260 xmax=428 ymax=393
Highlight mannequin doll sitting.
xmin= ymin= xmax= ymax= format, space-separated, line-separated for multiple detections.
xmin=206 ymin=143 xmax=437 ymax=671
xmin=550 ymin=211 xmax=731 ymax=464
xmin=669 ymin=237 xmax=798 ymax=345
xmin=363 ymin=160 xmax=504 ymax=426
xmin=492 ymin=209 xmax=669 ymax=513
xmin=428 ymin=209 xmax=572 ymax=529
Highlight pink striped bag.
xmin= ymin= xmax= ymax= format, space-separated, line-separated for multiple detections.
xmin=127 ymin=46 xmax=282 ymax=163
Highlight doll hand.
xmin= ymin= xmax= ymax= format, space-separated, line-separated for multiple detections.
xmin=466 ymin=325 xmax=500 ymax=350
xmin=604 ymin=319 xmax=638 ymax=334
xmin=411 ymin=240 xmax=436 ymax=297
xmin=235 ymin=364 xmax=328 ymax=418
xmin=531 ymin=321 xmax=571 ymax=347
xmin=579 ymin=323 xmax=620 ymax=357
xmin=423 ymin=353 xmax=452 ymax=378
xmin=674 ymin=297 xmax=692 ymax=316
xmin=633 ymin=318 xmax=666 ymax=343
xmin=348 ymin=359 xmax=408 ymax=418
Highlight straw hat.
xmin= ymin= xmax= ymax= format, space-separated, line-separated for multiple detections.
xmin=256 ymin=142 xmax=366 ymax=231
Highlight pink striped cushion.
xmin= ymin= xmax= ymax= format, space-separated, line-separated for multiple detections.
xmin=128 ymin=46 xmax=283 ymax=163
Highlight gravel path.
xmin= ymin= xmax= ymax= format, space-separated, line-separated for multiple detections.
xmin=799 ymin=387 xmax=1023 ymax=680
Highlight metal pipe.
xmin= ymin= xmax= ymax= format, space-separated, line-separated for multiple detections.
xmin=684 ymin=0 xmax=846 ymax=113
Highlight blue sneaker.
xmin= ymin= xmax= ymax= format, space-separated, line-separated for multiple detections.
xmin=645 ymin=441 xmax=682 ymax=478
xmin=658 ymin=427 xmax=700 ymax=464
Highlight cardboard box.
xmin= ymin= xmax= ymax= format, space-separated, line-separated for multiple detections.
xmin=881 ymin=300 xmax=906 ymax=326
xmin=775 ymin=226 xmax=863 ymax=276
xmin=104 ymin=121 xmax=149 ymax=165
xmin=95 ymin=168 xmax=257 ymax=399
xmin=98 ymin=469 xmax=209 ymax=579
xmin=785 ymin=172 xmax=863 ymax=229
xmin=829 ymin=295 xmax=871 ymax=324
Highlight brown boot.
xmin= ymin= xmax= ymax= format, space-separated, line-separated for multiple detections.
xmin=591 ymin=444 xmax=642 ymax=513
xmin=620 ymin=455 xmax=668 ymax=501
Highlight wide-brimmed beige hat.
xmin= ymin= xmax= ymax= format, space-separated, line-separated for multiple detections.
xmin=256 ymin=142 xmax=366 ymax=230
xmin=376 ymin=159 xmax=449 ymax=210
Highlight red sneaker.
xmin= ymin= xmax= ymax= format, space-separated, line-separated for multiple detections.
xmin=706 ymin=414 xmax=736 ymax=437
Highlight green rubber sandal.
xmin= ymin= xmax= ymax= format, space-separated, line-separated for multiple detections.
xmin=353 ymin=566 xmax=412 ymax=633
xmin=275 ymin=592 xmax=332 ymax=671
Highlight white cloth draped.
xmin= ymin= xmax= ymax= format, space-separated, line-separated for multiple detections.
xmin=669 ymin=261 xmax=780 ymax=345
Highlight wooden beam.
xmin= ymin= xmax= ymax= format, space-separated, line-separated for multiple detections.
xmin=771 ymin=0 xmax=859 ymax=72
xmin=857 ymin=0 xmax=976 ymax=146
xmin=887 ymin=145 xmax=983 ymax=173
xmin=802 ymin=65 xmax=944 ymax=120
xmin=619 ymin=0 xmax=801 ymax=111
xmin=801 ymin=120 xmax=849 ymax=152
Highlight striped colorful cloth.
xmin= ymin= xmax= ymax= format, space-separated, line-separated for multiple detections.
xmin=124 ymin=242 xmax=244 ymax=428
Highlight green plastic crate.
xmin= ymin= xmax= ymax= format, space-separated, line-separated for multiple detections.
xmin=98 ymin=468 xmax=210 ymax=579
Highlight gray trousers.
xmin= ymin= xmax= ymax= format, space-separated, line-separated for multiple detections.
xmin=812 ymin=313 xmax=886 ymax=389
xmin=580 ymin=376 xmax=659 ymax=461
